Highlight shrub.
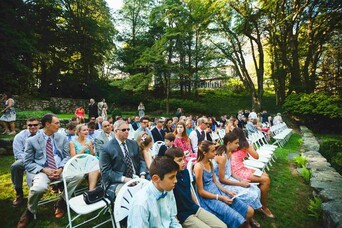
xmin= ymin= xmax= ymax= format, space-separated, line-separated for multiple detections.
xmin=111 ymin=108 xmax=122 ymax=118
xmin=308 ymin=197 xmax=322 ymax=219
xmin=16 ymin=110 xmax=54 ymax=119
xmin=298 ymin=167 xmax=311 ymax=183
xmin=293 ymin=154 xmax=308 ymax=168
xmin=283 ymin=93 xmax=342 ymax=133
xmin=46 ymin=105 xmax=60 ymax=114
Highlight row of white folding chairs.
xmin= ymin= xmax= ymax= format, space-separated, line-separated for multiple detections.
xmin=269 ymin=122 xmax=293 ymax=147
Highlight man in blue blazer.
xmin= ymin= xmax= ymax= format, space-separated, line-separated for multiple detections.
xmin=17 ymin=114 xmax=83 ymax=228
xmin=100 ymin=119 xmax=148 ymax=201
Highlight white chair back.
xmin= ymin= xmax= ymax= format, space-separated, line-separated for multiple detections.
xmin=186 ymin=158 xmax=200 ymax=205
xmin=114 ymin=178 xmax=149 ymax=227
xmin=151 ymin=141 xmax=165 ymax=158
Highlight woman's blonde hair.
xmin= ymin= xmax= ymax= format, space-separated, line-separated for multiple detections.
xmin=136 ymin=132 xmax=152 ymax=152
xmin=75 ymin=124 xmax=87 ymax=136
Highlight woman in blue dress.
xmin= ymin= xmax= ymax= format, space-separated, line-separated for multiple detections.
xmin=193 ymin=140 xmax=254 ymax=228
xmin=213 ymin=132 xmax=262 ymax=227
xmin=70 ymin=124 xmax=100 ymax=190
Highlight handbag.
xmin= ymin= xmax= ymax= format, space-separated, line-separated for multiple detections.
xmin=83 ymin=186 xmax=105 ymax=204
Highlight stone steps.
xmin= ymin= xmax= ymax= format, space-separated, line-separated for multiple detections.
xmin=300 ymin=126 xmax=342 ymax=228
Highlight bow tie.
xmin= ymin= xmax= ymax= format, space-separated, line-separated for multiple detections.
xmin=157 ymin=192 xmax=168 ymax=200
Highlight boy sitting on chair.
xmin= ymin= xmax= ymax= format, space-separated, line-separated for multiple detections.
xmin=158 ymin=132 xmax=175 ymax=156
xmin=165 ymin=147 xmax=227 ymax=228
xmin=128 ymin=156 xmax=181 ymax=228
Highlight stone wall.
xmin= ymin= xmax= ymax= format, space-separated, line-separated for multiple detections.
xmin=300 ymin=126 xmax=342 ymax=228
xmin=14 ymin=96 xmax=88 ymax=114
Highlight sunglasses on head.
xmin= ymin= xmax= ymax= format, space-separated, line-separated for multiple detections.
xmin=118 ymin=128 xmax=130 ymax=132
xmin=28 ymin=124 xmax=39 ymax=127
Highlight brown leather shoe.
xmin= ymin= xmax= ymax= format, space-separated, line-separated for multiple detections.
xmin=54 ymin=207 xmax=65 ymax=219
xmin=17 ymin=209 xmax=33 ymax=228
xmin=12 ymin=195 xmax=24 ymax=207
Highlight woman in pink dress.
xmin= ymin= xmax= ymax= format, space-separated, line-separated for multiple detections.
xmin=173 ymin=122 xmax=196 ymax=165
xmin=74 ymin=105 xmax=85 ymax=123
xmin=230 ymin=127 xmax=274 ymax=219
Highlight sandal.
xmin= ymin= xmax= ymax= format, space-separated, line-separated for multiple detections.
xmin=260 ymin=207 xmax=275 ymax=218
xmin=251 ymin=218 xmax=261 ymax=228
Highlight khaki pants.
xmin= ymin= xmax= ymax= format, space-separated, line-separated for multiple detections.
xmin=182 ymin=208 xmax=227 ymax=228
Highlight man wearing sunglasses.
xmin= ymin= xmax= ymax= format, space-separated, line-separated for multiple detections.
xmin=11 ymin=117 xmax=40 ymax=207
xmin=134 ymin=116 xmax=153 ymax=142
xmin=100 ymin=120 xmax=148 ymax=201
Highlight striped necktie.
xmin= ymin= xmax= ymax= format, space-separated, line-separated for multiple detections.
xmin=46 ymin=137 xmax=57 ymax=169
xmin=122 ymin=142 xmax=134 ymax=178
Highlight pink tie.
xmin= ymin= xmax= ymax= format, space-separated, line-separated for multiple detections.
xmin=46 ymin=137 xmax=57 ymax=169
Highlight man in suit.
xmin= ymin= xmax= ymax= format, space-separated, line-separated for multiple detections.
xmin=17 ymin=114 xmax=83 ymax=228
xmin=100 ymin=119 xmax=148 ymax=201
xmin=131 ymin=116 xmax=140 ymax=131
xmin=94 ymin=120 xmax=114 ymax=157
xmin=88 ymin=98 xmax=98 ymax=119
xmin=151 ymin=117 xmax=165 ymax=142
xmin=11 ymin=117 xmax=40 ymax=207
xmin=189 ymin=117 xmax=209 ymax=153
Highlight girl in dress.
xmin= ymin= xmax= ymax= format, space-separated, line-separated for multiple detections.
xmin=194 ymin=140 xmax=254 ymax=228
xmin=173 ymin=122 xmax=196 ymax=166
xmin=213 ymin=133 xmax=262 ymax=227
xmin=74 ymin=105 xmax=85 ymax=123
xmin=70 ymin=124 xmax=100 ymax=190
xmin=136 ymin=132 xmax=153 ymax=169
xmin=0 ymin=93 xmax=16 ymax=135
xmin=230 ymin=127 xmax=274 ymax=218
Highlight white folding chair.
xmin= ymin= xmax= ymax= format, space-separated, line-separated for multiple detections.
xmin=62 ymin=154 xmax=114 ymax=228
xmin=187 ymin=158 xmax=200 ymax=205
xmin=114 ymin=178 xmax=149 ymax=228
xmin=151 ymin=141 xmax=165 ymax=158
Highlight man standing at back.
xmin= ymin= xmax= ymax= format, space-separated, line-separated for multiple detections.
xmin=17 ymin=114 xmax=83 ymax=228
xmin=88 ymin=99 xmax=98 ymax=119
xmin=100 ymin=120 xmax=147 ymax=201
xmin=11 ymin=117 xmax=40 ymax=207
xmin=189 ymin=117 xmax=209 ymax=153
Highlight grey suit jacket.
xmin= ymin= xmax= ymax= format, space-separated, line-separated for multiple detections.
xmin=24 ymin=130 xmax=70 ymax=174
xmin=99 ymin=138 xmax=147 ymax=190
xmin=94 ymin=131 xmax=114 ymax=157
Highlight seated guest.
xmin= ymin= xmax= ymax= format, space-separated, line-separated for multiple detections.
xmin=231 ymin=128 xmax=274 ymax=218
xmin=94 ymin=121 xmax=114 ymax=157
xmin=185 ymin=119 xmax=193 ymax=135
xmin=11 ymin=117 xmax=40 ymax=207
xmin=163 ymin=118 xmax=173 ymax=133
xmin=245 ymin=118 xmax=258 ymax=137
xmin=87 ymin=122 xmax=99 ymax=142
xmin=74 ymin=105 xmax=85 ymax=123
xmin=171 ymin=116 xmax=179 ymax=131
xmin=214 ymin=135 xmax=262 ymax=227
xmin=151 ymin=117 xmax=165 ymax=142
xmin=174 ymin=122 xmax=196 ymax=166
xmin=95 ymin=116 xmax=103 ymax=130
xmin=134 ymin=116 xmax=153 ymax=142
xmin=128 ymin=156 xmax=181 ymax=228
xmin=165 ymin=147 xmax=227 ymax=228
xmin=194 ymin=140 xmax=254 ymax=228
xmin=60 ymin=121 xmax=77 ymax=142
xmin=100 ymin=120 xmax=147 ymax=201
xmin=70 ymin=124 xmax=100 ymax=190
xmin=131 ymin=116 xmax=140 ymax=131
xmin=189 ymin=117 xmax=209 ymax=154
xmin=273 ymin=113 xmax=283 ymax=125
xmin=158 ymin=133 xmax=175 ymax=157
xmin=136 ymin=132 xmax=153 ymax=169
xmin=17 ymin=114 xmax=83 ymax=227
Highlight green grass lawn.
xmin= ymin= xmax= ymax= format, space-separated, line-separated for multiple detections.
xmin=0 ymin=133 xmax=322 ymax=227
